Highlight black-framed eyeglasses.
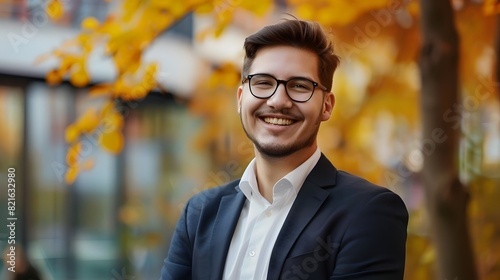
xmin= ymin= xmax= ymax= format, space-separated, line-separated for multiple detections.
xmin=242 ymin=73 xmax=327 ymax=103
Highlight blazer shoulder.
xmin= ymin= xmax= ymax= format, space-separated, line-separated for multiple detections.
xmin=334 ymin=170 xmax=405 ymax=205
xmin=187 ymin=179 xmax=241 ymax=208
xmin=336 ymin=170 xmax=388 ymax=191
xmin=331 ymin=170 xmax=408 ymax=232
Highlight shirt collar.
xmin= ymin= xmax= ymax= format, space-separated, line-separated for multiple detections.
xmin=239 ymin=147 xmax=321 ymax=202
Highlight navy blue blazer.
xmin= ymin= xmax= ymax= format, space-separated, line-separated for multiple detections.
xmin=161 ymin=154 xmax=408 ymax=280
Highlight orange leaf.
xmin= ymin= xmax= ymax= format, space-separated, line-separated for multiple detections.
xmin=46 ymin=69 xmax=63 ymax=85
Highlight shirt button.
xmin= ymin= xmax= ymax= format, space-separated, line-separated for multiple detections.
xmin=249 ymin=251 xmax=256 ymax=257
xmin=265 ymin=211 xmax=272 ymax=217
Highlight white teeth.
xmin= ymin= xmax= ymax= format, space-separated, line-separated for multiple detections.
xmin=263 ymin=117 xmax=293 ymax=126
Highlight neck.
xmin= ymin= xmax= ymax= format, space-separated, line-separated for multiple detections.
xmin=254 ymin=144 xmax=317 ymax=203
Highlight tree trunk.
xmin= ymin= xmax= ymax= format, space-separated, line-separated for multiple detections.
xmin=418 ymin=0 xmax=477 ymax=279
xmin=495 ymin=14 xmax=500 ymax=103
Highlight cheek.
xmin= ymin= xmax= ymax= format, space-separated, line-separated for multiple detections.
xmin=240 ymin=95 xmax=261 ymax=115
xmin=303 ymin=108 xmax=324 ymax=125
xmin=239 ymin=103 xmax=255 ymax=124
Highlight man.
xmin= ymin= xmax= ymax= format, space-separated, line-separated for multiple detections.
xmin=161 ymin=18 xmax=408 ymax=280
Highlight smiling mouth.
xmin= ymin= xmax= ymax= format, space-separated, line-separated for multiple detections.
xmin=263 ymin=117 xmax=294 ymax=126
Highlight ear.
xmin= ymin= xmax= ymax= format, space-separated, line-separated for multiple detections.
xmin=237 ymin=86 xmax=243 ymax=113
xmin=321 ymin=91 xmax=335 ymax=121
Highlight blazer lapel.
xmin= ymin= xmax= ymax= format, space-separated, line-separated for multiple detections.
xmin=209 ymin=189 xmax=246 ymax=280
xmin=267 ymin=154 xmax=337 ymax=279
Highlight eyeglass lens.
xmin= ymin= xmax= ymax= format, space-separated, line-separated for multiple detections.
xmin=249 ymin=74 xmax=315 ymax=102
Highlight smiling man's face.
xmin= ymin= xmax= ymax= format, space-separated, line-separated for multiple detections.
xmin=238 ymin=45 xmax=334 ymax=159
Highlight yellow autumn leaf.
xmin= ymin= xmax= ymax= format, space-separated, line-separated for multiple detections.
xmin=122 ymin=0 xmax=142 ymax=22
xmin=221 ymin=72 xmax=239 ymax=87
xmin=46 ymin=0 xmax=64 ymax=20
xmin=81 ymin=17 xmax=100 ymax=30
xmin=113 ymin=46 xmax=137 ymax=74
xmin=295 ymin=4 xmax=316 ymax=20
xmin=287 ymin=0 xmax=303 ymax=5
xmin=59 ymin=55 xmax=79 ymax=73
xmin=483 ymin=0 xmax=500 ymax=15
xmin=113 ymin=78 xmax=129 ymax=98
xmin=65 ymin=166 xmax=79 ymax=184
xmin=195 ymin=2 xmax=214 ymax=14
xmin=169 ymin=1 xmax=189 ymax=18
xmin=89 ymin=84 xmax=113 ymax=97
xmin=66 ymin=143 xmax=82 ymax=166
xmin=118 ymin=88 xmax=133 ymax=100
xmin=46 ymin=69 xmax=63 ymax=85
xmin=149 ymin=0 xmax=172 ymax=9
xmin=101 ymin=20 xmax=123 ymax=37
xmin=145 ymin=63 xmax=158 ymax=76
xmin=420 ymin=247 xmax=435 ymax=264
xmin=131 ymin=86 xmax=148 ymax=100
xmin=195 ymin=26 xmax=214 ymax=41
xmin=70 ymin=67 xmax=90 ymax=88
xmin=101 ymin=111 xmax=124 ymax=132
xmin=142 ymin=63 xmax=158 ymax=86
xmin=148 ymin=14 xmax=175 ymax=36
xmin=99 ymin=130 xmax=124 ymax=154
xmin=100 ymin=101 xmax=116 ymax=117
xmin=65 ymin=124 xmax=80 ymax=143
xmin=76 ymin=109 xmax=100 ymax=133
xmin=241 ymin=0 xmax=273 ymax=16
xmin=406 ymin=1 xmax=420 ymax=16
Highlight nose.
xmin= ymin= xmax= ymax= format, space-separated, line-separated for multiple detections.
xmin=266 ymin=83 xmax=293 ymax=109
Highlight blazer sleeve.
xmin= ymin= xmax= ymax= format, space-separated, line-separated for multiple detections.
xmin=160 ymin=199 xmax=196 ymax=280
xmin=331 ymin=191 xmax=408 ymax=280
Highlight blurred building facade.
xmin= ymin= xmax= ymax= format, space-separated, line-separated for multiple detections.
xmin=0 ymin=1 xmax=215 ymax=279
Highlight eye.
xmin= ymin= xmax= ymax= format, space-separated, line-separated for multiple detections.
xmin=251 ymin=75 xmax=276 ymax=88
xmin=288 ymin=80 xmax=313 ymax=92
xmin=291 ymin=83 xmax=308 ymax=89
xmin=254 ymin=80 xmax=273 ymax=86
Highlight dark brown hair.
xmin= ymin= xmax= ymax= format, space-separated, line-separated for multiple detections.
xmin=242 ymin=18 xmax=340 ymax=92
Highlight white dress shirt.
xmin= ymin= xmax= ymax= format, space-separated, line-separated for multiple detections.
xmin=222 ymin=148 xmax=321 ymax=280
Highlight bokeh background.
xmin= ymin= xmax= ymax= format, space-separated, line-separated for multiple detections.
xmin=0 ymin=0 xmax=499 ymax=279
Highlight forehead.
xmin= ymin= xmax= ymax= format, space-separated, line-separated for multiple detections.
xmin=249 ymin=46 xmax=320 ymax=81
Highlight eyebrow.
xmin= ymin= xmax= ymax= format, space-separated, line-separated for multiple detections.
xmin=253 ymin=72 xmax=318 ymax=81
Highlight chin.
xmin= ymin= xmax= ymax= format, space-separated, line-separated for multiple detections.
xmin=254 ymin=141 xmax=314 ymax=158
xmin=256 ymin=145 xmax=296 ymax=158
